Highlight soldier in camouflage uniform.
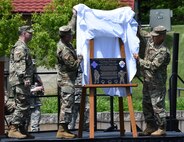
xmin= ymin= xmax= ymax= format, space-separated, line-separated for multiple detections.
xmin=4 ymin=90 xmax=15 ymax=116
xmin=8 ymin=25 xmax=35 ymax=139
xmin=30 ymin=60 xmax=44 ymax=132
xmin=68 ymin=66 xmax=89 ymax=130
xmin=56 ymin=9 xmax=83 ymax=139
xmin=134 ymin=25 xmax=170 ymax=136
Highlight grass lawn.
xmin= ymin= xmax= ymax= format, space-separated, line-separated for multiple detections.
xmin=96 ymin=25 xmax=184 ymax=112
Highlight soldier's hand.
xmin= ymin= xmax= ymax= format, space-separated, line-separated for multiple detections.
xmin=77 ymin=54 xmax=83 ymax=62
xmin=24 ymin=79 xmax=31 ymax=87
xmin=133 ymin=53 xmax=139 ymax=60
xmin=72 ymin=8 xmax=77 ymax=16
xmin=31 ymin=86 xmax=44 ymax=92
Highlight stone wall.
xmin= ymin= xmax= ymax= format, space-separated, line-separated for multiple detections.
xmin=5 ymin=111 xmax=184 ymax=132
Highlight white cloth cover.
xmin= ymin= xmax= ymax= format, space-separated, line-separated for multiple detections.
xmin=74 ymin=4 xmax=139 ymax=96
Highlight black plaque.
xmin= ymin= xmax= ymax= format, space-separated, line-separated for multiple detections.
xmin=90 ymin=58 xmax=127 ymax=84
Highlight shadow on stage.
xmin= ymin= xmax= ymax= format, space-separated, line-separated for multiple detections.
xmin=1 ymin=130 xmax=184 ymax=142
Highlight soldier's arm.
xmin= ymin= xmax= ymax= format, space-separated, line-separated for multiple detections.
xmin=60 ymin=50 xmax=81 ymax=70
xmin=68 ymin=10 xmax=77 ymax=33
xmin=13 ymin=46 xmax=27 ymax=78
xmin=137 ymin=26 xmax=151 ymax=59
xmin=139 ymin=50 xmax=170 ymax=71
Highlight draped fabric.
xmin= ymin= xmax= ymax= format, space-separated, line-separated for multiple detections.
xmin=74 ymin=4 xmax=139 ymax=96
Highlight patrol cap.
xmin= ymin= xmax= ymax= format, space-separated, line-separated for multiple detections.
xmin=59 ymin=25 xmax=72 ymax=36
xmin=150 ymin=25 xmax=166 ymax=36
xmin=18 ymin=25 xmax=34 ymax=33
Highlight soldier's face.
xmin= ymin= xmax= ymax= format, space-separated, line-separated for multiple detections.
xmin=152 ymin=34 xmax=165 ymax=46
xmin=63 ymin=34 xmax=73 ymax=43
xmin=24 ymin=31 xmax=33 ymax=42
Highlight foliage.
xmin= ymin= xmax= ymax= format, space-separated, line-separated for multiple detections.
xmin=0 ymin=0 xmax=12 ymax=15
xmin=172 ymin=6 xmax=184 ymax=24
xmin=1 ymin=0 xmax=184 ymax=66
xmin=140 ymin=0 xmax=184 ymax=25
xmin=30 ymin=0 xmax=119 ymax=68
xmin=0 ymin=0 xmax=25 ymax=57
xmin=41 ymin=97 xmax=58 ymax=113
xmin=0 ymin=0 xmax=124 ymax=67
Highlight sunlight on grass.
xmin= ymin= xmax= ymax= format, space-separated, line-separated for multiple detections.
xmin=41 ymin=97 xmax=58 ymax=113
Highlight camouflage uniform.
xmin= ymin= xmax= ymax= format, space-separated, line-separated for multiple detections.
xmin=57 ymin=14 xmax=81 ymax=125
xmin=4 ymin=102 xmax=15 ymax=115
xmin=30 ymin=63 xmax=44 ymax=132
xmin=9 ymin=39 xmax=34 ymax=126
xmin=138 ymin=26 xmax=170 ymax=130
xmin=8 ymin=25 xmax=34 ymax=138
xmin=30 ymin=83 xmax=43 ymax=132
xmin=68 ymin=66 xmax=89 ymax=130
xmin=4 ymin=91 xmax=15 ymax=115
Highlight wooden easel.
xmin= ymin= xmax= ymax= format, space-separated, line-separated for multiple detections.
xmin=78 ymin=39 xmax=138 ymax=138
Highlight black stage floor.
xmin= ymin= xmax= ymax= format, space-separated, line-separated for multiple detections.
xmin=1 ymin=131 xmax=184 ymax=142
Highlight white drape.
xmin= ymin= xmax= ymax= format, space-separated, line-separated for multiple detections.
xmin=74 ymin=4 xmax=139 ymax=96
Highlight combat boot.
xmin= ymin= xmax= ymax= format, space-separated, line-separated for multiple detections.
xmin=151 ymin=123 xmax=166 ymax=136
xmin=8 ymin=124 xmax=27 ymax=139
xmin=56 ymin=124 xmax=77 ymax=139
xmin=19 ymin=125 xmax=35 ymax=139
xmin=139 ymin=122 xmax=158 ymax=136
xmin=151 ymin=128 xmax=166 ymax=136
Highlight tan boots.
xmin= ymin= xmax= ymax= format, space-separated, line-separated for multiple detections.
xmin=139 ymin=122 xmax=158 ymax=136
xmin=8 ymin=125 xmax=27 ymax=139
xmin=139 ymin=120 xmax=166 ymax=136
xmin=151 ymin=128 xmax=166 ymax=136
xmin=151 ymin=123 xmax=166 ymax=136
xmin=19 ymin=125 xmax=35 ymax=139
xmin=8 ymin=124 xmax=35 ymax=139
xmin=56 ymin=124 xmax=77 ymax=139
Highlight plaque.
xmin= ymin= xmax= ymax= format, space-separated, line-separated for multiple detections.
xmin=90 ymin=58 xmax=127 ymax=84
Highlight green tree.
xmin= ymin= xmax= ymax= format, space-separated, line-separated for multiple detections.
xmin=0 ymin=0 xmax=25 ymax=57
xmin=139 ymin=0 xmax=184 ymax=25
xmin=1 ymin=0 xmax=140 ymax=68
xmin=30 ymin=0 xmax=120 ymax=68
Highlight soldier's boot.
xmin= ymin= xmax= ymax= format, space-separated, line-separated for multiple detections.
xmin=19 ymin=125 xmax=35 ymax=139
xmin=56 ymin=124 xmax=77 ymax=139
xmin=151 ymin=128 xmax=166 ymax=136
xmin=8 ymin=125 xmax=27 ymax=139
xmin=151 ymin=122 xmax=166 ymax=136
xmin=139 ymin=122 xmax=158 ymax=136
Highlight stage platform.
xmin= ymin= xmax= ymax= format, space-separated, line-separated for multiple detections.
xmin=1 ymin=130 xmax=184 ymax=142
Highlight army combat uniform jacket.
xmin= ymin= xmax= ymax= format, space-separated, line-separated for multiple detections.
xmin=57 ymin=15 xmax=80 ymax=94
xmin=9 ymin=40 xmax=34 ymax=86
xmin=57 ymin=41 xmax=81 ymax=93
xmin=139 ymin=41 xmax=170 ymax=88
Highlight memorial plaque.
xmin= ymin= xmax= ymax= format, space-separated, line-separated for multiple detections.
xmin=90 ymin=58 xmax=127 ymax=84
